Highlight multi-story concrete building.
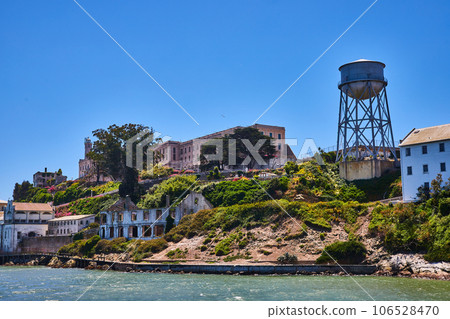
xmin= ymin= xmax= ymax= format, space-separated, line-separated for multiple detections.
xmin=154 ymin=124 xmax=296 ymax=170
xmin=0 ymin=201 xmax=54 ymax=252
xmin=399 ymin=124 xmax=450 ymax=202
xmin=48 ymin=214 xmax=96 ymax=236
xmin=78 ymin=137 xmax=113 ymax=183
xmin=33 ymin=168 xmax=67 ymax=188
xmin=99 ymin=192 xmax=212 ymax=240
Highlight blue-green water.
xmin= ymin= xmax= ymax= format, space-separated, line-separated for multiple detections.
xmin=0 ymin=267 xmax=448 ymax=301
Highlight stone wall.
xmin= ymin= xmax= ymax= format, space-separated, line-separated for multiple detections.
xmin=18 ymin=236 xmax=72 ymax=253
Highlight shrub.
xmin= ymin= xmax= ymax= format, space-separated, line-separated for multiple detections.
xmin=284 ymin=232 xmax=303 ymax=240
xmin=320 ymin=233 xmax=326 ymax=240
xmin=80 ymin=235 xmax=101 ymax=257
xmin=215 ymin=235 xmax=236 ymax=256
xmin=73 ymin=232 xmax=84 ymax=241
xmin=166 ymin=248 xmax=187 ymax=259
xmin=316 ymin=240 xmax=367 ymax=264
xmin=94 ymin=237 xmax=128 ymax=254
xmin=277 ymin=252 xmax=298 ymax=264
xmin=200 ymin=245 xmax=207 ymax=252
xmin=238 ymin=238 xmax=248 ymax=249
xmin=439 ymin=198 xmax=450 ymax=216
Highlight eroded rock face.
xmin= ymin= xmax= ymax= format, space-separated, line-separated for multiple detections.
xmin=377 ymin=254 xmax=450 ymax=280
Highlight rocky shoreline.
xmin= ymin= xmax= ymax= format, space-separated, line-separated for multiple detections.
xmin=375 ymin=254 xmax=450 ymax=280
xmin=1 ymin=253 xmax=448 ymax=280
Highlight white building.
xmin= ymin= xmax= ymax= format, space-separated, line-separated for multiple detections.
xmin=99 ymin=192 xmax=212 ymax=240
xmin=48 ymin=214 xmax=96 ymax=236
xmin=399 ymin=124 xmax=450 ymax=202
xmin=0 ymin=201 xmax=54 ymax=252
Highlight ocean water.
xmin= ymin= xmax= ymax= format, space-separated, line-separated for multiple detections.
xmin=0 ymin=266 xmax=448 ymax=301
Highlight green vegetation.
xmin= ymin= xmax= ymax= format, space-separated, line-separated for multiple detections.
xmin=139 ymin=175 xmax=197 ymax=208
xmin=202 ymin=177 xmax=289 ymax=207
xmin=56 ymin=194 xmax=119 ymax=217
xmin=284 ymin=161 xmax=366 ymax=202
xmin=140 ymin=164 xmax=173 ymax=180
xmin=277 ymin=252 xmax=298 ymax=264
xmin=13 ymin=181 xmax=52 ymax=203
xmin=369 ymin=202 xmax=449 ymax=262
xmin=165 ymin=200 xmax=367 ymax=244
xmin=166 ymin=248 xmax=187 ymax=259
xmin=353 ymin=171 xmax=402 ymax=202
xmin=316 ymin=240 xmax=367 ymax=264
xmin=59 ymin=237 xmax=169 ymax=262
xmin=53 ymin=181 xmax=120 ymax=205
xmin=58 ymin=235 xmax=101 ymax=258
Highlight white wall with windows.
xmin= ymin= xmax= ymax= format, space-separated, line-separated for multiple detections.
xmin=400 ymin=140 xmax=449 ymax=202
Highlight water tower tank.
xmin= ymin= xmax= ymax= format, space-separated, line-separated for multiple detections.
xmin=336 ymin=59 xmax=397 ymax=165
xmin=338 ymin=59 xmax=386 ymax=100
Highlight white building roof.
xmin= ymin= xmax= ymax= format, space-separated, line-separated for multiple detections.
xmin=399 ymin=124 xmax=450 ymax=147
xmin=49 ymin=214 xmax=95 ymax=222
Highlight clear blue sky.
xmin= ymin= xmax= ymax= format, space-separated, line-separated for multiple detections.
xmin=1 ymin=0 xmax=449 ymax=200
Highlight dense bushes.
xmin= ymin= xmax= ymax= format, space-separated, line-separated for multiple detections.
xmin=277 ymin=253 xmax=298 ymax=264
xmin=53 ymin=181 xmax=120 ymax=205
xmin=56 ymin=194 xmax=119 ymax=216
xmin=285 ymin=161 xmax=366 ymax=202
xmin=58 ymin=235 xmax=101 ymax=258
xmin=139 ymin=175 xmax=197 ymax=208
xmin=58 ymin=237 xmax=169 ymax=261
xmin=140 ymin=164 xmax=173 ymax=180
xmin=316 ymin=240 xmax=367 ymax=264
xmin=369 ymin=201 xmax=450 ymax=262
xmin=352 ymin=171 xmax=402 ymax=202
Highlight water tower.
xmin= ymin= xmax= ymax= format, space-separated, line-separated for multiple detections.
xmin=336 ymin=59 xmax=397 ymax=180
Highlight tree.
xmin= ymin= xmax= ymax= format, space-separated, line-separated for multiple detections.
xmin=13 ymin=181 xmax=34 ymax=202
xmin=56 ymin=168 xmax=63 ymax=176
xmin=88 ymin=124 xmax=156 ymax=182
xmin=225 ymin=127 xmax=276 ymax=169
xmin=165 ymin=214 xmax=175 ymax=233
xmin=118 ymin=167 xmax=142 ymax=203
xmin=199 ymin=143 xmax=223 ymax=172
xmin=284 ymin=161 xmax=298 ymax=176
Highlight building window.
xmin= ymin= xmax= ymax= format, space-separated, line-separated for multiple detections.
xmin=173 ymin=153 xmax=176 ymax=161
xmin=407 ymin=166 xmax=412 ymax=175
xmin=269 ymin=133 xmax=273 ymax=138
xmin=440 ymin=143 xmax=445 ymax=152
xmin=423 ymin=164 xmax=429 ymax=174
xmin=441 ymin=162 xmax=447 ymax=172
xmin=156 ymin=210 xmax=162 ymax=219
xmin=144 ymin=211 xmax=149 ymax=221
xmin=424 ymin=182 xmax=430 ymax=189
xmin=278 ymin=144 xmax=281 ymax=150
xmin=131 ymin=212 xmax=137 ymax=221
xmin=405 ymin=148 xmax=411 ymax=156
xmin=119 ymin=213 xmax=124 ymax=222
xmin=422 ymin=145 xmax=427 ymax=154
xmin=278 ymin=133 xmax=281 ymax=139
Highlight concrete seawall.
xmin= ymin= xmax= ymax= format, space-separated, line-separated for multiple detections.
xmin=0 ymin=254 xmax=377 ymax=275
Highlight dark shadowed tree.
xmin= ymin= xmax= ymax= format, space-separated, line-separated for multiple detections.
xmin=224 ymin=127 xmax=276 ymax=169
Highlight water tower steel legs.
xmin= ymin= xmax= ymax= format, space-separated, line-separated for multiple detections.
xmin=336 ymin=81 xmax=397 ymax=162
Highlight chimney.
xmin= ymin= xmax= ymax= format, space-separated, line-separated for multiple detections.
xmin=125 ymin=195 xmax=130 ymax=211
xmin=45 ymin=167 xmax=47 ymax=173
xmin=166 ymin=195 xmax=170 ymax=207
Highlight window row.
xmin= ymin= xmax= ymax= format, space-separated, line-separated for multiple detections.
xmin=405 ymin=143 xmax=445 ymax=156
xmin=406 ymin=162 xmax=447 ymax=175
